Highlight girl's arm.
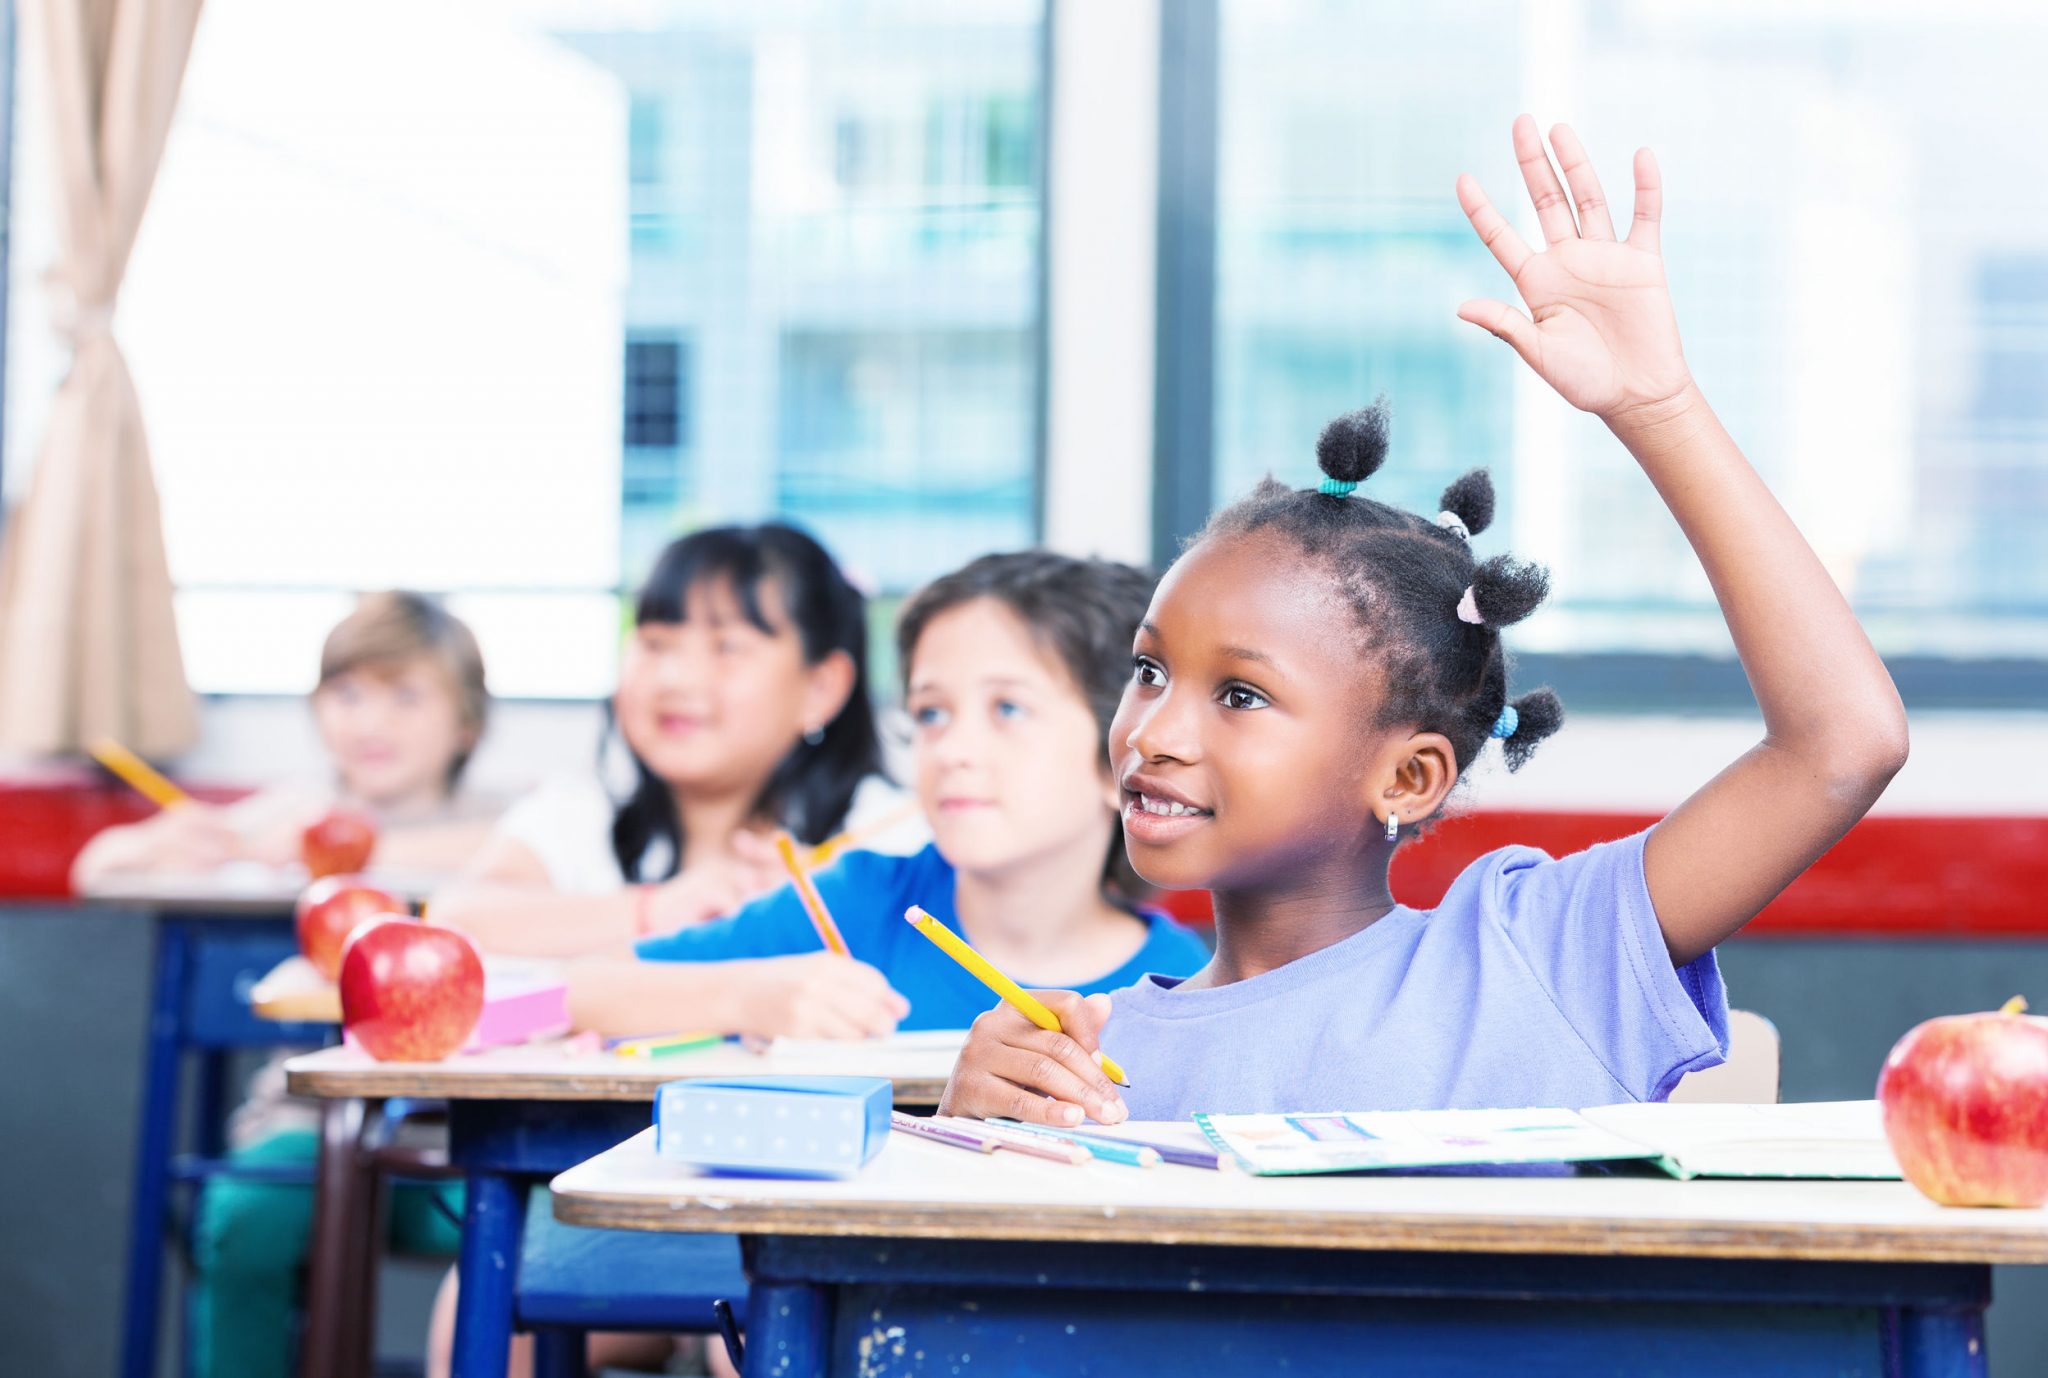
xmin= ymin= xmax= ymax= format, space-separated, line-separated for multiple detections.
xmin=426 ymin=831 xmax=775 ymax=959
xmin=69 ymin=804 xmax=246 ymax=890
xmin=1457 ymin=117 xmax=1909 ymax=966
xmin=566 ymin=951 xmax=909 ymax=1039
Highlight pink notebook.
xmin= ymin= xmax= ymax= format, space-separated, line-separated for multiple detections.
xmin=460 ymin=974 xmax=572 ymax=1052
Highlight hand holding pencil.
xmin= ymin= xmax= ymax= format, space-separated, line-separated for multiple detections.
xmin=930 ymin=940 xmax=1131 ymax=1126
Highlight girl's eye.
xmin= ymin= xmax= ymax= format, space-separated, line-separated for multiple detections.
xmin=994 ymin=699 xmax=1025 ymax=720
xmin=1222 ymin=685 xmax=1269 ymax=712
xmin=1133 ymin=658 xmax=1165 ymax=688
xmin=912 ymin=705 xmax=948 ymax=729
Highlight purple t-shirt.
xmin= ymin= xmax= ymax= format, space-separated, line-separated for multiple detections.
xmin=1104 ymin=830 xmax=1729 ymax=1121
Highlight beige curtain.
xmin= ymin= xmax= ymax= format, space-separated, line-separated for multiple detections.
xmin=0 ymin=0 xmax=204 ymax=756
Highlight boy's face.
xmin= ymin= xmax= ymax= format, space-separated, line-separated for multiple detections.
xmin=313 ymin=657 xmax=470 ymax=809
xmin=906 ymin=600 xmax=1119 ymax=885
xmin=1108 ymin=530 xmax=1398 ymax=893
xmin=616 ymin=576 xmax=842 ymax=797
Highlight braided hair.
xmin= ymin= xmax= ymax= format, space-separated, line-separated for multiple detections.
xmin=1195 ymin=396 xmax=1563 ymax=833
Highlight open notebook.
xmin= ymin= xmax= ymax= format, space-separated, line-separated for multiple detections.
xmin=1194 ymin=1101 xmax=1898 ymax=1180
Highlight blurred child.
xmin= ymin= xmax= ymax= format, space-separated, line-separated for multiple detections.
xmin=939 ymin=119 xmax=1909 ymax=1128
xmin=70 ymin=590 xmax=496 ymax=887
xmin=427 ymin=523 xmax=926 ymax=960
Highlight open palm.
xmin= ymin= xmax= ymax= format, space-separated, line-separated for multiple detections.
xmin=1456 ymin=117 xmax=1693 ymax=420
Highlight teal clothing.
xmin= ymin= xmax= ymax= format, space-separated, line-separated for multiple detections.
xmin=189 ymin=1129 xmax=462 ymax=1378
xmin=635 ymin=843 xmax=1212 ymax=1028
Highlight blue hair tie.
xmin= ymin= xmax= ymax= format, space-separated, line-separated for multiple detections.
xmin=1318 ymin=477 xmax=1359 ymax=497
xmin=1491 ymin=705 xmax=1518 ymax=740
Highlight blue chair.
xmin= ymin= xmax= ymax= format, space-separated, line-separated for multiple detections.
xmin=517 ymin=1206 xmax=750 ymax=1378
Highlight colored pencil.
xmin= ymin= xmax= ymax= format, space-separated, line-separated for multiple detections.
xmin=611 ymin=1032 xmax=723 ymax=1059
xmin=775 ymin=832 xmax=850 ymax=956
xmin=986 ymin=1118 xmax=1160 ymax=1168
xmin=939 ymin=1118 xmax=1092 ymax=1165
xmin=902 ymin=905 xmax=1130 ymax=1086
xmin=889 ymin=1111 xmax=998 ymax=1155
xmin=991 ymin=1118 xmax=1223 ymax=1171
xmin=88 ymin=738 xmax=190 ymax=810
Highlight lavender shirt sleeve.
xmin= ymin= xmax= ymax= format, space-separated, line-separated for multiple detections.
xmin=1481 ymin=829 xmax=1729 ymax=1101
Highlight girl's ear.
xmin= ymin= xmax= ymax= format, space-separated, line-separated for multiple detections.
xmin=800 ymin=649 xmax=858 ymax=738
xmin=1363 ymin=730 xmax=1459 ymax=834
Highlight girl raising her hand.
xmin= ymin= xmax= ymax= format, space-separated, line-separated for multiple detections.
xmin=940 ymin=117 xmax=1909 ymax=1127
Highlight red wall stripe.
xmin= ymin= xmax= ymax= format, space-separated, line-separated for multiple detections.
xmin=6 ymin=781 xmax=2044 ymax=937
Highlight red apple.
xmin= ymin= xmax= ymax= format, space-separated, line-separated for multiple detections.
xmin=339 ymin=918 xmax=484 ymax=1062
xmin=295 ymin=877 xmax=402 ymax=981
xmin=302 ymin=807 xmax=377 ymax=879
xmin=1879 ymin=996 xmax=2048 ymax=1207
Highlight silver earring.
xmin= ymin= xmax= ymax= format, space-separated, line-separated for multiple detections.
xmin=803 ymin=725 xmax=825 ymax=746
xmin=1384 ymin=812 xmax=1400 ymax=843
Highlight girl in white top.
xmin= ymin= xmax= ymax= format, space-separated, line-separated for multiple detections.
xmin=430 ymin=523 xmax=925 ymax=964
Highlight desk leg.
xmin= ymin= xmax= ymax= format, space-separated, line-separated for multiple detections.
xmin=1895 ymin=1303 xmax=1990 ymax=1378
xmin=301 ymin=1096 xmax=374 ymax=1378
xmin=452 ymin=1170 xmax=526 ymax=1378
xmin=120 ymin=916 xmax=190 ymax=1378
xmin=743 ymin=1282 xmax=830 ymax=1378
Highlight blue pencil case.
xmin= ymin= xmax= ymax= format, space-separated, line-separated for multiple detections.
xmin=653 ymin=1076 xmax=892 ymax=1178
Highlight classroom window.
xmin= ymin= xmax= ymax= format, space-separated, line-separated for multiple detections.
xmin=1 ymin=0 xmax=1046 ymax=697
xmin=1200 ymin=0 xmax=2048 ymax=678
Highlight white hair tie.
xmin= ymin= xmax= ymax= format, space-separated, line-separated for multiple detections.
xmin=1456 ymin=586 xmax=1483 ymax=625
xmin=1436 ymin=510 xmax=1470 ymax=540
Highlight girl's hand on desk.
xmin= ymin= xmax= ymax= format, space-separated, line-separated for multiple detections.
xmin=937 ymin=992 xmax=1128 ymax=1128
xmin=1455 ymin=115 xmax=1692 ymax=426
xmin=151 ymin=803 xmax=246 ymax=872
xmin=646 ymin=844 xmax=783 ymax=935
xmin=736 ymin=952 xmax=909 ymax=1039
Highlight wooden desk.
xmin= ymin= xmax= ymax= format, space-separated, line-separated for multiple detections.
xmin=287 ymin=1035 xmax=963 ymax=1378
xmin=553 ymin=1126 xmax=2048 ymax=1378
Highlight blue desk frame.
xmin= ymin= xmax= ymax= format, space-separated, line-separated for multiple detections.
xmin=731 ymin=1234 xmax=1989 ymax=1378
xmin=117 ymin=912 xmax=332 ymax=1378
xmin=447 ymin=1099 xmax=746 ymax=1378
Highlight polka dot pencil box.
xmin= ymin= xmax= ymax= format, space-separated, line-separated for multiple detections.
xmin=653 ymin=1076 xmax=892 ymax=1178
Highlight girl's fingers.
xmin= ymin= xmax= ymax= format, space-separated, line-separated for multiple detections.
xmin=1457 ymin=299 xmax=1543 ymax=372
xmin=1456 ymin=174 xmax=1532 ymax=281
xmin=1546 ymin=123 xmax=1615 ymax=241
xmin=1511 ymin=113 xmax=1579 ymax=244
xmin=984 ymin=1035 xmax=1127 ymax=1121
xmin=1628 ymin=147 xmax=1662 ymax=253
xmin=967 ymin=1072 xmax=1091 ymax=1129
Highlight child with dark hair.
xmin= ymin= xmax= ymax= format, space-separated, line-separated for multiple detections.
xmin=430 ymin=523 xmax=926 ymax=963
xmin=940 ymin=118 xmax=1909 ymax=1126
xmin=565 ymin=550 xmax=1210 ymax=1037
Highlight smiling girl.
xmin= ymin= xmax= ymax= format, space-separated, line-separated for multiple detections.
xmin=428 ymin=524 xmax=925 ymax=961
xmin=939 ymin=118 xmax=1909 ymax=1127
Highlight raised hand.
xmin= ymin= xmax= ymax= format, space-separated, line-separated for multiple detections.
xmin=1456 ymin=116 xmax=1693 ymax=422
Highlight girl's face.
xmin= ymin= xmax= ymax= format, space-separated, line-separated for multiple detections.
xmin=313 ymin=657 xmax=471 ymax=809
xmin=907 ymin=600 xmax=1120 ymax=884
xmin=1109 ymin=531 xmax=1431 ymax=892
xmin=615 ymin=575 xmax=851 ymax=798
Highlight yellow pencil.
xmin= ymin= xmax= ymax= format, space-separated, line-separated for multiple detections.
xmin=88 ymin=738 xmax=191 ymax=810
xmin=775 ymin=832 xmax=850 ymax=956
xmin=903 ymin=905 xmax=1129 ymax=1086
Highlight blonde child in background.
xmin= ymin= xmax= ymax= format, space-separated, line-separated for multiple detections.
xmin=70 ymin=590 xmax=498 ymax=887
